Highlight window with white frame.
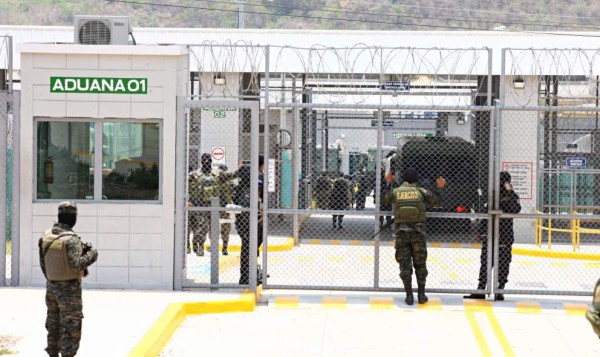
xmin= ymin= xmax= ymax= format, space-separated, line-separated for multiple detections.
xmin=36 ymin=119 xmax=160 ymax=201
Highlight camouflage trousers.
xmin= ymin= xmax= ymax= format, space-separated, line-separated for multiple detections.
xmin=394 ymin=229 xmax=428 ymax=286
xmin=189 ymin=212 xmax=231 ymax=253
xmin=45 ymin=280 xmax=83 ymax=357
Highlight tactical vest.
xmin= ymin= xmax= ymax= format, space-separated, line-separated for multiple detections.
xmin=191 ymin=172 xmax=218 ymax=206
xmin=41 ymin=230 xmax=84 ymax=281
xmin=393 ymin=183 xmax=426 ymax=224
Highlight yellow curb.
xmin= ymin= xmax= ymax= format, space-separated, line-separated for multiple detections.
xmin=564 ymin=303 xmax=589 ymax=316
xmin=512 ymin=247 xmax=600 ymax=260
xmin=464 ymin=300 xmax=492 ymax=312
xmin=204 ymin=237 xmax=295 ymax=252
xmin=275 ymin=296 xmax=300 ymax=309
xmin=129 ymin=288 xmax=261 ymax=357
xmin=370 ymin=297 xmax=394 ymax=310
xmin=417 ymin=298 xmax=442 ymax=310
xmin=322 ymin=296 xmax=347 ymax=309
xmin=516 ymin=302 xmax=541 ymax=314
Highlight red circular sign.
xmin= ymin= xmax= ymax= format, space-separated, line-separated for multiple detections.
xmin=212 ymin=147 xmax=225 ymax=160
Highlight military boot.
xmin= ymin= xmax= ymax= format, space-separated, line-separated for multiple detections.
xmin=403 ymin=281 xmax=414 ymax=305
xmin=417 ymin=283 xmax=428 ymax=304
xmin=464 ymin=283 xmax=486 ymax=299
xmin=222 ymin=242 xmax=229 ymax=256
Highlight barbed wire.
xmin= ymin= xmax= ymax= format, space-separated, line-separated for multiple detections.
xmin=505 ymin=49 xmax=600 ymax=107
xmin=190 ymin=43 xmax=490 ymax=107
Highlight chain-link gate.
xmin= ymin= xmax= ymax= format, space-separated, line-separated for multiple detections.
xmin=175 ymin=98 xmax=260 ymax=290
xmin=495 ymin=106 xmax=600 ymax=296
xmin=261 ymin=105 xmax=494 ymax=294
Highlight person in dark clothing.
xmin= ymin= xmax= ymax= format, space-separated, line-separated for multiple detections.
xmin=464 ymin=171 xmax=521 ymax=301
xmin=236 ymin=155 xmax=265 ymax=285
xmin=329 ymin=172 xmax=352 ymax=229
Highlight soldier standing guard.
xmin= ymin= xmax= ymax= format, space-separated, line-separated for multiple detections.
xmin=385 ymin=168 xmax=445 ymax=305
xmin=38 ymin=201 xmax=98 ymax=357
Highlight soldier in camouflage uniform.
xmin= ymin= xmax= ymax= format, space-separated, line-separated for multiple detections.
xmin=188 ymin=154 xmax=219 ymax=256
xmin=385 ymin=168 xmax=445 ymax=305
xmin=38 ymin=202 xmax=98 ymax=357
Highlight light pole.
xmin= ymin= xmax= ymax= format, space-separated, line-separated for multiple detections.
xmin=238 ymin=0 xmax=244 ymax=29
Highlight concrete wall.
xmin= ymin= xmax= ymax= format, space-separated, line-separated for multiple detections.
xmin=18 ymin=44 xmax=188 ymax=289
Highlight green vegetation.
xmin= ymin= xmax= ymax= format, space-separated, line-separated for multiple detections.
xmin=1 ymin=0 xmax=599 ymax=31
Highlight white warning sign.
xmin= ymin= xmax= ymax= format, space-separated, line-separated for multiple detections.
xmin=501 ymin=162 xmax=533 ymax=200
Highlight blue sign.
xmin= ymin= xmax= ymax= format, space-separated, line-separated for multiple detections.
xmin=566 ymin=157 xmax=587 ymax=168
xmin=380 ymin=81 xmax=410 ymax=91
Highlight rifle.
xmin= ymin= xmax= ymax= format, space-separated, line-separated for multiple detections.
xmin=368 ymin=219 xmax=394 ymax=240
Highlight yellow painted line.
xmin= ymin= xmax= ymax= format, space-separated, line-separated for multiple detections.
xmin=466 ymin=311 xmax=492 ymax=357
xmin=485 ymin=310 xmax=516 ymax=357
xmin=564 ymin=303 xmax=589 ymax=316
xmin=518 ymin=261 xmax=536 ymax=266
xmin=361 ymin=257 xmax=374 ymax=262
xmin=429 ymin=242 xmax=442 ymax=248
xmin=298 ymin=257 xmax=314 ymax=263
xmin=330 ymin=240 xmax=342 ymax=245
xmin=204 ymin=237 xmax=295 ymax=252
xmin=350 ymin=240 xmax=362 ymax=245
xmin=516 ymin=302 xmax=541 ymax=314
xmin=584 ymin=262 xmax=600 ymax=268
xmin=218 ymin=255 xmax=240 ymax=273
xmin=513 ymin=247 xmax=600 ymax=260
xmin=309 ymin=239 xmax=321 ymax=245
xmin=417 ymin=297 xmax=441 ymax=310
xmin=268 ymin=257 xmax=282 ymax=263
xmin=456 ymin=258 xmax=473 ymax=264
xmin=129 ymin=291 xmax=259 ymax=357
xmin=427 ymin=257 xmax=440 ymax=263
xmin=464 ymin=300 xmax=492 ymax=312
xmin=322 ymin=297 xmax=347 ymax=309
xmin=370 ymin=297 xmax=394 ymax=310
xmin=450 ymin=242 xmax=461 ymax=249
xmin=329 ymin=257 xmax=345 ymax=263
xmin=274 ymin=296 xmax=300 ymax=309
xmin=551 ymin=262 xmax=568 ymax=268
xmin=470 ymin=243 xmax=482 ymax=249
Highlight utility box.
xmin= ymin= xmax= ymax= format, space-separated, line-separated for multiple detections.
xmin=18 ymin=43 xmax=188 ymax=289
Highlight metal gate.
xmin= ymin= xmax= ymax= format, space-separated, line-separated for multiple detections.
xmin=1 ymin=92 xmax=7 ymax=286
xmin=261 ymin=104 xmax=495 ymax=295
xmin=174 ymin=98 xmax=260 ymax=290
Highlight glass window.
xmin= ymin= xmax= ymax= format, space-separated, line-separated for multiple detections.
xmin=36 ymin=121 xmax=94 ymax=200
xmin=102 ymin=122 xmax=160 ymax=200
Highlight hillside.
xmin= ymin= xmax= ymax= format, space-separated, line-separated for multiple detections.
xmin=1 ymin=0 xmax=600 ymax=32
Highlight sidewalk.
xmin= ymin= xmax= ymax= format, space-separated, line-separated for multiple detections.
xmin=0 ymin=287 xmax=245 ymax=356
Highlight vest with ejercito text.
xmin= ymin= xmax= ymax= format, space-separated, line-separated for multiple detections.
xmin=393 ymin=182 xmax=426 ymax=224
xmin=41 ymin=231 xmax=84 ymax=281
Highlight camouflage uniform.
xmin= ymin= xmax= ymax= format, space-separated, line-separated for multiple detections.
xmin=385 ymin=180 xmax=443 ymax=304
xmin=38 ymin=202 xmax=98 ymax=357
xmin=188 ymin=169 xmax=218 ymax=255
xmin=216 ymin=166 xmax=237 ymax=254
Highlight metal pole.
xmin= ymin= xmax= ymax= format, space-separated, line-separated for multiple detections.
xmin=238 ymin=0 xmax=245 ymax=29
xmin=374 ymin=48 xmax=383 ymax=289
xmin=210 ymin=197 xmax=220 ymax=285
xmin=292 ymin=77 xmax=299 ymax=244
xmin=174 ymin=96 xmax=186 ymax=290
xmin=10 ymin=91 xmax=19 ymax=286
xmin=249 ymin=101 xmax=259 ymax=292
xmin=0 ymin=93 xmax=7 ymax=286
xmin=262 ymin=45 xmax=270 ymax=286
xmin=8 ymin=36 xmax=12 ymax=94
xmin=487 ymin=48 xmax=493 ymax=106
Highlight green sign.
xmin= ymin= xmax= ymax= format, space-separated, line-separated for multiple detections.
xmin=202 ymin=107 xmax=237 ymax=118
xmin=50 ymin=77 xmax=148 ymax=94
xmin=392 ymin=132 xmax=434 ymax=139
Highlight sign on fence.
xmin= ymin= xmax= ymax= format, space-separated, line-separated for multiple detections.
xmin=380 ymin=81 xmax=410 ymax=91
xmin=566 ymin=157 xmax=587 ymax=168
xmin=501 ymin=162 xmax=533 ymax=200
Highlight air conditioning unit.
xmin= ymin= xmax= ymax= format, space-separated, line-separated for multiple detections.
xmin=74 ymin=15 xmax=132 ymax=45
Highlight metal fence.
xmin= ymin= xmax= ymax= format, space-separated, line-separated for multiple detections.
xmin=172 ymin=45 xmax=600 ymax=296
xmin=1 ymin=92 xmax=7 ymax=286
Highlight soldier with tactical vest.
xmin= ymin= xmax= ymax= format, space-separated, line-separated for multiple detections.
xmin=385 ymin=168 xmax=445 ymax=305
xmin=38 ymin=202 xmax=98 ymax=357
xmin=188 ymin=154 xmax=238 ymax=256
